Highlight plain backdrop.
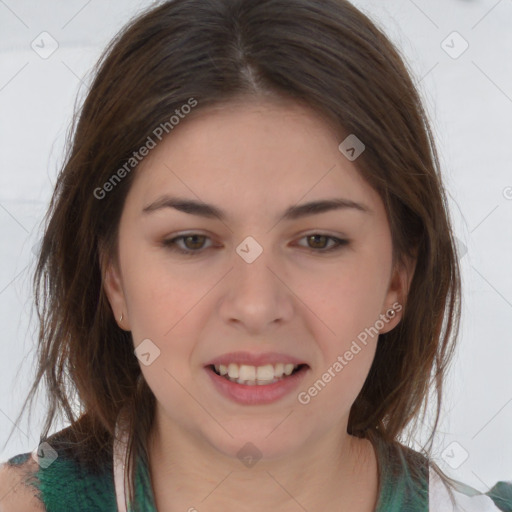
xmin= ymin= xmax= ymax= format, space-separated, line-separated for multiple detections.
xmin=0 ymin=0 xmax=511 ymax=493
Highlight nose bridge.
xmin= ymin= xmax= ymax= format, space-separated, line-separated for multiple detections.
xmin=235 ymin=245 xmax=275 ymax=292
xmin=233 ymin=236 xmax=280 ymax=301
xmin=219 ymin=236 xmax=293 ymax=330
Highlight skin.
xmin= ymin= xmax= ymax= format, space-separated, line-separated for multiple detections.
xmin=102 ymin=97 xmax=415 ymax=512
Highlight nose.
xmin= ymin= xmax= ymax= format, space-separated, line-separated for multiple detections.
xmin=218 ymin=244 xmax=294 ymax=335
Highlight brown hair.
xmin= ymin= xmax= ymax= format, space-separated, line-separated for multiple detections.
xmin=12 ymin=0 xmax=461 ymax=506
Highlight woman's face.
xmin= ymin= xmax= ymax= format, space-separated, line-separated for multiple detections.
xmin=103 ymin=98 xmax=412 ymax=460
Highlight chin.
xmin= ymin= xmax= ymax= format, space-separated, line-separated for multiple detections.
xmin=202 ymin=423 xmax=305 ymax=463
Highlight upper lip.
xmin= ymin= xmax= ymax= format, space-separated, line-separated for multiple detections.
xmin=205 ymin=351 xmax=308 ymax=367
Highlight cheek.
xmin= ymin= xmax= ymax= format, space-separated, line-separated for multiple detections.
xmin=123 ymin=259 xmax=203 ymax=408
xmin=303 ymin=258 xmax=388 ymax=346
xmin=121 ymin=246 xmax=202 ymax=335
xmin=296 ymin=251 xmax=387 ymax=402
xmin=299 ymin=276 xmax=379 ymax=414
xmin=120 ymin=249 xmax=216 ymax=374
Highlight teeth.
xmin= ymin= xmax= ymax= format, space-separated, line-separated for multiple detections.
xmin=284 ymin=363 xmax=295 ymax=376
xmin=274 ymin=363 xmax=284 ymax=378
xmin=239 ymin=364 xmax=256 ymax=381
xmin=256 ymin=364 xmax=274 ymax=380
xmin=212 ymin=362 xmax=301 ymax=385
xmin=235 ymin=377 xmax=277 ymax=386
xmin=227 ymin=363 xmax=239 ymax=379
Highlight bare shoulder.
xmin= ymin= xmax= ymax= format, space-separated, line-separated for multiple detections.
xmin=0 ymin=457 xmax=45 ymax=512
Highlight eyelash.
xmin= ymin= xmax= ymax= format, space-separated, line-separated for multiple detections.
xmin=161 ymin=233 xmax=350 ymax=256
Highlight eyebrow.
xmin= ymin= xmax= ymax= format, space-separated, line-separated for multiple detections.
xmin=142 ymin=195 xmax=372 ymax=221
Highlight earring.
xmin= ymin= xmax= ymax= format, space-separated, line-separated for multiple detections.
xmin=386 ymin=308 xmax=396 ymax=318
xmin=119 ymin=313 xmax=124 ymax=323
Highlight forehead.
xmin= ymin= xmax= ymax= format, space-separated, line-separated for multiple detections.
xmin=126 ymin=99 xmax=384 ymax=220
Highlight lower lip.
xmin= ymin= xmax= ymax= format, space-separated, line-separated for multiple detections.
xmin=205 ymin=366 xmax=309 ymax=405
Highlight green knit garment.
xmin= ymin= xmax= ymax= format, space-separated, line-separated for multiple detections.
xmin=7 ymin=448 xmax=156 ymax=512
xmin=6 ymin=433 xmax=511 ymax=511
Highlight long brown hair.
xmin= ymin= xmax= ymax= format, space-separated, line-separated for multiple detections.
xmin=13 ymin=0 xmax=461 ymax=506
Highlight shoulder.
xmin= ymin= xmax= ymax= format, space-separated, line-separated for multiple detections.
xmin=1 ymin=424 xmax=117 ymax=512
xmin=0 ymin=453 xmax=45 ymax=512
xmin=429 ymin=464 xmax=512 ymax=511
xmin=381 ymin=438 xmax=512 ymax=512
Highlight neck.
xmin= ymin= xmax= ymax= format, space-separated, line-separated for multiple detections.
xmin=146 ymin=407 xmax=379 ymax=512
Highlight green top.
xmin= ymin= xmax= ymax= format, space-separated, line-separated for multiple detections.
xmin=5 ymin=431 xmax=511 ymax=511
xmin=6 ymin=448 xmax=155 ymax=512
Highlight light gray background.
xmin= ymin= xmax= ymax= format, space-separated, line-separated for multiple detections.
xmin=0 ymin=0 xmax=511 ymax=492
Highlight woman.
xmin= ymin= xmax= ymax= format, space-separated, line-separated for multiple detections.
xmin=0 ymin=0 xmax=510 ymax=510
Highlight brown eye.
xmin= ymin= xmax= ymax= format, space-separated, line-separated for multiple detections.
xmin=162 ymin=233 xmax=213 ymax=255
xmin=307 ymin=234 xmax=329 ymax=249
xmin=298 ymin=234 xmax=349 ymax=253
xmin=181 ymin=234 xmax=207 ymax=250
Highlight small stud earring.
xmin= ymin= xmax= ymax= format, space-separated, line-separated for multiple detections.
xmin=386 ymin=308 xmax=396 ymax=318
xmin=119 ymin=313 xmax=124 ymax=323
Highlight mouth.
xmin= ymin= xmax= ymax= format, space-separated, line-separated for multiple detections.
xmin=208 ymin=362 xmax=308 ymax=386
xmin=204 ymin=351 xmax=310 ymax=404
xmin=204 ymin=357 xmax=310 ymax=405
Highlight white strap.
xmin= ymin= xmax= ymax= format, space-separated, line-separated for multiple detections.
xmin=113 ymin=420 xmax=130 ymax=512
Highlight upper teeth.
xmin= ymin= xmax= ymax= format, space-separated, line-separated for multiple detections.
xmin=214 ymin=363 xmax=298 ymax=382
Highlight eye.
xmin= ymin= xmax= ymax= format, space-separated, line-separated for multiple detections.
xmin=162 ymin=233 xmax=213 ymax=255
xmin=161 ymin=233 xmax=349 ymax=256
xmin=297 ymin=234 xmax=350 ymax=253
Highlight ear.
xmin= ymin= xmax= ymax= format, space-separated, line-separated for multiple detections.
xmin=379 ymin=253 xmax=416 ymax=334
xmin=99 ymin=242 xmax=130 ymax=331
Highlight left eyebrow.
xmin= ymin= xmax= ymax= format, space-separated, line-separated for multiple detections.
xmin=142 ymin=195 xmax=372 ymax=221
